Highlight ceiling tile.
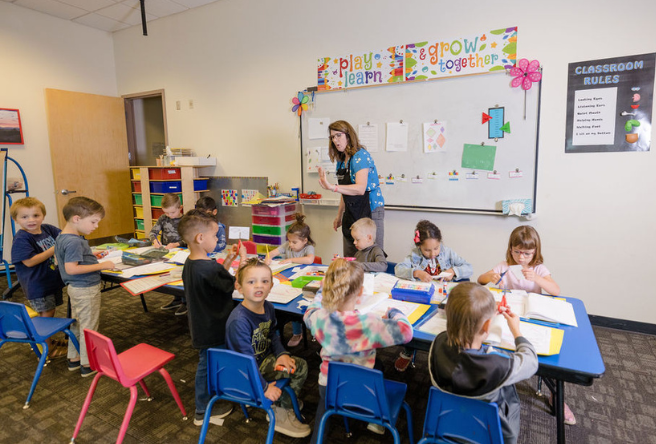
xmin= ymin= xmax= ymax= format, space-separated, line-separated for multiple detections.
xmin=170 ymin=0 xmax=216 ymax=8
xmin=95 ymin=2 xmax=155 ymax=25
xmin=73 ymin=12 xmax=130 ymax=32
xmin=121 ymin=0 xmax=188 ymax=18
xmin=57 ymin=0 xmax=115 ymax=12
xmin=14 ymin=0 xmax=87 ymax=20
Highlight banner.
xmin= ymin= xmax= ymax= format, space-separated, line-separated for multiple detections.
xmin=317 ymin=27 xmax=517 ymax=91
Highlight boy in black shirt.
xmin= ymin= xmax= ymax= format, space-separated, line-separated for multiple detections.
xmin=179 ymin=210 xmax=246 ymax=426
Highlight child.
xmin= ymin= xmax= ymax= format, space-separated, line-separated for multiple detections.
xmin=394 ymin=220 xmax=473 ymax=371
xmin=54 ymin=197 xmax=114 ymax=377
xmin=477 ymin=225 xmax=572 ymax=424
xmin=477 ymin=225 xmax=561 ymax=296
xmin=226 ymin=259 xmax=311 ymax=438
xmin=264 ymin=213 xmax=315 ymax=347
xmin=304 ymin=259 xmax=413 ymax=442
xmin=350 ymin=217 xmax=387 ymax=272
xmin=152 ymin=193 xmax=187 ymax=313
xmin=10 ymin=197 xmax=66 ymax=357
xmin=194 ymin=196 xmax=227 ymax=253
xmin=179 ymin=209 xmax=245 ymax=427
xmin=428 ymin=282 xmax=538 ymax=444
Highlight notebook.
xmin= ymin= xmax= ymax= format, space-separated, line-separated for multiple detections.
xmin=486 ymin=315 xmax=564 ymax=356
xmin=489 ymin=290 xmax=577 ymax=327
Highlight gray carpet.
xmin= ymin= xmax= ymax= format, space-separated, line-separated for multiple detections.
xmin=1 ymin=278 xmax=653 ymax=443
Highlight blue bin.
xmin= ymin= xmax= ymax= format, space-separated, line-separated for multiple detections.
xmin=150 ymin=181 xmax=182 ymax=193
xmin=194 ymin=179 xmax=209 ymax=191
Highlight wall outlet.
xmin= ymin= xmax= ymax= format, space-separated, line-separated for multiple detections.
xmin=175 ymin=100 xmax=181 ymax=110
xmin=188 ymin=99 xmax=194 ymax=110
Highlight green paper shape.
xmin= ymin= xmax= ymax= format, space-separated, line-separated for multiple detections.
xmin=461 ymin=144 xmax=497 ymax=171
xmin=500 ymin=122 xmax=511 ymax=134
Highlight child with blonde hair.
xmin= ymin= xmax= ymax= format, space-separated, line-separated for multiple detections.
xmin=265 ymin=213 xmax=316 ymax=347
xmin=351 ymin=217 xmax=387 ymax=272
xmin=428 ymin=282 xmax=538 ymax=444
xmin=304 ymin=259 xmax=413 ymax=442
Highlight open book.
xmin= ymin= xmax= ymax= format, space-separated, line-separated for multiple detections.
xmin=486 ymin=315 xmax=564 ymax=356
xmin=490 ymin=290 xmax=577 ymax=327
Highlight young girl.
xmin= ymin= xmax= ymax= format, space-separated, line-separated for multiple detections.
xmin=304 ymin=259 xmax=413 ymax=442
xmin=478 ymin=225 xmax=560 ymax=296
xmin=478 ymin=226 xmax=573 ymax=424
xmin=394 ymin=220 xmax=473 ymax=371
xmin=265 ymin=213 xmax=316 ymax=347
xmin=194 ymin=196 xmax=227 ymax=253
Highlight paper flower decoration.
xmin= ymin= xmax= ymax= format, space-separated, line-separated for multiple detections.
xmin=292 ymin=92 xmax=309 ymax=116
xmin=510 ymin=59 xmax=542 ymax=90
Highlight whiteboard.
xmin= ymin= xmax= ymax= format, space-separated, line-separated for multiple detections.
xmin=300 ymin=72 xmax=541 ymax=213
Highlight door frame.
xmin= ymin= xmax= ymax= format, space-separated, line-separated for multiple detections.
xmin=123 ymin=89 xmax=168 ymax=166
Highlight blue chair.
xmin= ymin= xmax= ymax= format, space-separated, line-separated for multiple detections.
xmin=386 ymin=261 xmax=397 ymax=275
xmin=316 ymin=362 xmax=414 ymax=444
xmin=418 ymin=386 xmax=504 ymax=444
xmin=0 ymin=301 xmax=80 ymax=409
xmin=198 ymin=348 xmax=304 ymax=444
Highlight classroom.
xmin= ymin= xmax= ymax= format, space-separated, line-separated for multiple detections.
xmin=1 ymin=0 xmax=655 ymax=443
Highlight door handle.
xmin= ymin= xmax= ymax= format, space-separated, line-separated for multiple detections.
xmin=60 ymin=189 xmax=77 ymax=196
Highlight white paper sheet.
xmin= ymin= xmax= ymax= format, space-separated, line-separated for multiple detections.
xmin=373 ymin=273 xmax=399 ymax=294
xmin=120 ymin=262 xmax=177 ymax=278
xmin=167 ymin=250 xmax=190 ymax=265
xmin=266 ymin=284 xmax=303 ymax=304
xmin=509 ymin=264 xmax=524 ymax=280
xmin=309 ymin=117 xmax=330 ymax=140
xmin=417 ymin=311 xmax=448 ymax=335
xmin=386 ymin=122 xmax=409 ymax=152
xmin=358 ymin=123 xmax=379 ymax=152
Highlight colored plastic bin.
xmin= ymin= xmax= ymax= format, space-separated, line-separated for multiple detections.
xmin=150 ymin=181 xmax=182 ymax=193
xmin=131 ymin=169 xmax=141 ymax=180
xmin=132 ymin=181 xmax=142 ymax=192
xmin=152 ymin=208 xmax=164 ymax=219
xmin=133 ymin=194 xmax=143 ymax=205
xmin=134 ymin=207 xmax=144 ymax=218
xmin=151 ymin=193 xmax=183 ymax=207
xmin=256 ymin=244 xmax=278 ymax=255
xmin=253 ymin=234 xmax=285 ymax=246
xmin=251 ymin=203 xmax=297 ymax=216
xmin=252 ymin=224 xmax=292 ymax=236
xmin=149 ymin=168 xmax=181 ymax=180
xmin=252 ymin=214 xmax=296 ymax=225
xmin=135 ymin=219 xmax=144 ymax=231
xmin=194 ymin=179 xmax=209 ymax=191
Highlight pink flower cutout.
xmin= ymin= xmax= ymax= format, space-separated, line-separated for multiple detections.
xmin=292 ymin=92 xmax=309 ymax=116
xmin=510 ymin=59 xmax=542 ymax=90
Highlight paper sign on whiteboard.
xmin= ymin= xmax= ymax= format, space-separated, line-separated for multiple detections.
xmin=309 ymin=118 xmax=330 ymax=140
xmin=229 ymin=226 xmax=250 ymax=240
xmin=386 ymin=122 xmax=408 ymax=152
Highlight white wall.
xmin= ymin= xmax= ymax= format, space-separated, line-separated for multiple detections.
xmin=112 ymin=0 xmax=656 ymax=322
xmin=0 ymin=2 xmax=117 ymax=238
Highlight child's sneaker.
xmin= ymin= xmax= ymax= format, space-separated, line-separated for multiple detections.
xmin=193 ymin=402 xmax=233 ymax=426
xmin=174 ymin=303 xmax=188 ymax=316
xmin=287 ymin=334 xmax=303 ymax=348
xmin=80 ymin=366 xmax=97 ymax=378
xmin=272 ymin=405 xmax=311 ymax=438
xmin=161 ymin=298 xmax=182 ymax=310
xmin=394 ymin=351 xmax=412 ymax=372
xmin=367 ymin=423 xmax=386 ymax=435
xmin=68 ymin=359 xmax=81 ymax=371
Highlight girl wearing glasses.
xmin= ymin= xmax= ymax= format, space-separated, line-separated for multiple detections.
xmin=478 ymin=225 xmax=560 ymax=295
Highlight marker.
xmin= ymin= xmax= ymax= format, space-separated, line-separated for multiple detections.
xmin=275 ymin=365 xmax=295 ymax=374
xmin=265 ymin=244 xmax=270 ymax=262
xmin=495 ymin=270 xmax=508 ymax=286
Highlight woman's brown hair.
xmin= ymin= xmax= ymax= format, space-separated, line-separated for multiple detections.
xmin=328 ymin=120 xmax=363 ymax=162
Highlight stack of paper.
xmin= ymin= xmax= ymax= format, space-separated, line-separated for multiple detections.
xmin=486 ymin=315 xmax=564 ymax=356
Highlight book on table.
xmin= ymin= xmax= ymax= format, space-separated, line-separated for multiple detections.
xmin=489 ymin=290 xmax=577 ymax=327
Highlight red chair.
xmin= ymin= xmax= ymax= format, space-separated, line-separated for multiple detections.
xmin=314 ymin=256 xmax=322 ymax=264
xmin=242 ymin=240 xmax=257 ymax=254
xmin=71 ymin=329 xmax=187 ymax=444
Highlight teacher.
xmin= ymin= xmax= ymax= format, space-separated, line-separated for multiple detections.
xmin=318 ymin=120 xmax=385 ymax=257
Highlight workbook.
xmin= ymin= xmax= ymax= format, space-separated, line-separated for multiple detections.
xmin=268 ymin=260 xmax=296 ymax=275
xmin=357 ymin=297 xmax=430 ymax=324
xmin=490 ymin=290 xmax=577 ymax=327
xmin=486 ymin=315 xmax=565 ymax=356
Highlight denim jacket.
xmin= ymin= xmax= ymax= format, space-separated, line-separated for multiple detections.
xmin=395 ymin=245 xmax=473 ymax=281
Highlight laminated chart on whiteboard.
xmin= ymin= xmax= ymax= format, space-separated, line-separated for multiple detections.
xmin=300 ymin=72 xmax=541 ymax=213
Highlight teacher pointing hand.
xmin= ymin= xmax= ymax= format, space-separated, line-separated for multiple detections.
xmin=318 ymin=120 xmax=385 ymax=257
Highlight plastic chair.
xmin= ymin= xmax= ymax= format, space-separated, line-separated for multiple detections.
xmin=199 ymin=348 xmax=304 ymax=444
xmin=386 ymin=261 xmax=398 ymax=274
xmin=417 ymin=386 xmax=504 ymax=444
xmin=71 ymin=329 xmax=187 ymax=444
xmin=316 ymin=362 xmax=414 ymax=444
xmin=0 ymin=301 xmax=80 ymax=409
xmin=242 ymin=241 xmax=257 ymax=254
xmin=314 ymin=256 xmax=322 ymax=264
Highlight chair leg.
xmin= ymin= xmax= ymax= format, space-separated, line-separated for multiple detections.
xmin=316 ymin=411 xmax=335 ymax=444
xmin=198 ymin=397 xmax=219 ymax=444
xmin=403 ymin=401 xmax=415 ymax=444
xmin=388 ymin=425 xmax=401 ymax=444
xmin=240 ymin=403 xmax=251 ymax=422
xmin=536 ymin=376 xmax=543 ymax=396
xmin=265 ymin=407 xmax=276 ymax=444
xmin=282 ymin=386 xmax=303 ymax=422
xmin=343 ymin=416 xmax=351 ymax=437
xmin=158 ymin=368 xmax=187 ymax=418
xmin=24 ymin=342 xmax=49 ymax=409
xmin=137 ymin=380 xmax=152 ymax=400
xmin=116 ymin=385 xmax=139 ymax=444
xmin=64 ymin=328 xmax=80 ymax=353
xmin=410 ymin=349 xmax=417 ymax=369
xmin=72 ymin=373 xmax=103 ymax=441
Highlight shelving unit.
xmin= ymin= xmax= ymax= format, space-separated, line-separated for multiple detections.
xmin=250 ymin=202 xmax=298 ymax=255
xmin=130 ymin=166 xmax=210 ymax=237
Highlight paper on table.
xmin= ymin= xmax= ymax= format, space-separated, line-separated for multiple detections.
xmin=269 ymin=260 xmax=296 ymax=275
xmin=363 ymin=274 xmax=375 ymax=296
xmin=358 ymin=123 xmax=379 ymax=152
xmin=525 ymin=293 xmax=578 ymax=327
xmin=121 ymin=262 xmax=177 ymax=278
xmin=126 ymin=246 xmax=155 ymax=255
xmin=416 ymin=311 xmax=448 ymax=335
xmin=386 ymin=122 xmax=409 ymax=152
xmin=288 ymin=265 xmax=328 ymax=280
xmin=373 ymin=273 xmax=399 ymax=294
xmin=267 ymin=284 xmax=303 ymax=304
xmin=120 ymin=274 xmax=180 ymax=296
xmin=486 ymin=315 xmax=564 ymax=355
xmin=167 ymin=250 xmax=190 ymax=265
xmin=356 ymin=292 xmax=389 ymax=313
xmin=309 ymin=117 xmax=330 ymax=140
xmin=358 ymin=298 xmax=430 ymax=324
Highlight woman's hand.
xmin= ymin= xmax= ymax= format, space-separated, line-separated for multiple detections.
xmin=333 ymin=215 xmax=342 ymax=231
xmin=317 ymin=167 xmax=331 ymax=190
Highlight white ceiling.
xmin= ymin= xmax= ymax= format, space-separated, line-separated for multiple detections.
xmin=1 ymin=0 xmax=220 ymax=33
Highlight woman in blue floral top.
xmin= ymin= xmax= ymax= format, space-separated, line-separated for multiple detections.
xmin=318 ymin=120 xmax=385 ymax=257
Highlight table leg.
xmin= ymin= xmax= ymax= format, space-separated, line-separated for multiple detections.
xmin=140 ymin=294 xmax=149 ymax=312
xmin=555 ymin=379 xmax=565 ymax=444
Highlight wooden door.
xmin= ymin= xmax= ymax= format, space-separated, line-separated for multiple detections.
xmin=45 ymin=89 xmax=133 ymax=239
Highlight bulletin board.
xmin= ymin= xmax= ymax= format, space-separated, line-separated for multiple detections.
xmin=300 ymin=72 xmax=541 ymax=214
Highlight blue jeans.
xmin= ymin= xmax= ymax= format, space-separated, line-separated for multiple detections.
xmin=195 ymin=345 xmax=225 ymax=416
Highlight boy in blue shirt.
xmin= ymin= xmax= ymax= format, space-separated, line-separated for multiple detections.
xmin=178 ymin=209 xmax=245 ymax=427
xmin=55 ymin=197 xmax=114 ymax=377
xmin=10 ymin=197 xmax=66 ymax=357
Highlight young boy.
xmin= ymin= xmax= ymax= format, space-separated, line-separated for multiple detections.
xmin=178 ymin=209 xmax=245 ymax=427
xmin=151 ymin=193 xmax=187 ymax=313
xmin=10 ymin=197 xmax=66 ymax=357
xmin=428 ymin=282 xmax=538 ymax=444
xmin=226 ymin=259 xmax=311 ymax=438
xmin=55 ymin=197 xmax=115 ymax=377
xmin=194 ymin=196 xmax=227 ymax=253
xmin=350 ymin=217 xmax=387 ymax=272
